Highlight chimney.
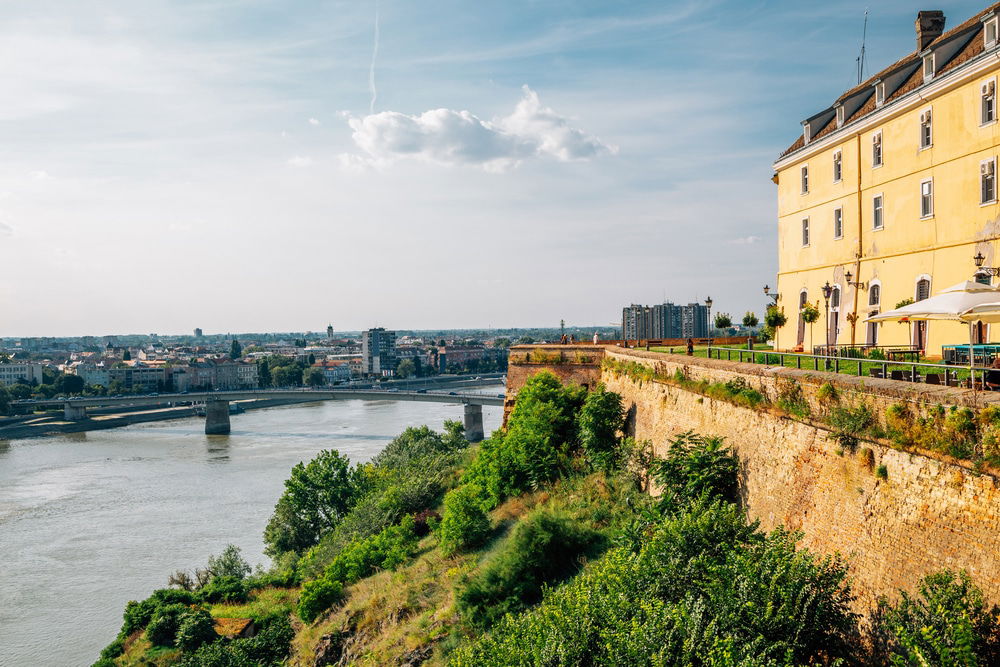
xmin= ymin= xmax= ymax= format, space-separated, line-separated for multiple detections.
xmin=916 ymin=10 xmax=946 ymax=51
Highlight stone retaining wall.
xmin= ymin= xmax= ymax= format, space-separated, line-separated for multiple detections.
xmin=508 ymin=345 xmax=1000 ymax=611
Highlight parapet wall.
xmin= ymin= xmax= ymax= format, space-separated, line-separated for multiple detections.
xmin=508 ymin=345 xmax=1000 ymax=612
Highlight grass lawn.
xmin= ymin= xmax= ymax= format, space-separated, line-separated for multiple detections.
xmin=647 ymin=345 xmax=977 ymax=383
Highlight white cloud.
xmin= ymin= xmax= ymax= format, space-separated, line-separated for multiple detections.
xmin=286 ymin=155 xmax=314 ymax=167
xmin=0 ymin=220 xmax=13 ymax=237
xmin=28 ymin=170 xmax=50 ymax=180
xmin=730 ymin=235 xmax=762 ymax=245
xmin=308 ymin=117 xmax=320 ymax=126
xmin=344 ymin=86 xmax=615 ymax=170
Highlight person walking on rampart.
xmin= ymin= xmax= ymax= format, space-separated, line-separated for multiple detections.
xmin=686 ymin=338 xmax=694 ymax=356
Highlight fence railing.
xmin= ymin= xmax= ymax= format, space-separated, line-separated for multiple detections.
xmin=707 ymin=346 xmax=990 ymax=388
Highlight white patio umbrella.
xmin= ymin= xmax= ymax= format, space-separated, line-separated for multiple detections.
xmin=865 ymin=280 xmax=1000 ymax=390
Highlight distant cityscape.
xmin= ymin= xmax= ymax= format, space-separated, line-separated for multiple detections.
xmin=0 ymin=325 xmax=619 ymax=397
xmin=621 ymin=302 xmax=712 ymax=340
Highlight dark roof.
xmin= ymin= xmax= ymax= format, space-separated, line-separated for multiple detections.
xmin=779 ymin=3 xmax=1000 ymax=159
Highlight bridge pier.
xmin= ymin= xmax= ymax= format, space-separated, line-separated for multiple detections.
xmin=205 ymin=399 xmax=231 ymax=435
xmin=463 ymin=404 xmax=484 ymax=442
xmin=64 ymin=403 xmax=87 ymax=421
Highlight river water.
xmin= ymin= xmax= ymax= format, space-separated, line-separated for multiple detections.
xmin=0 ymin=393 xmax=503 ymax=667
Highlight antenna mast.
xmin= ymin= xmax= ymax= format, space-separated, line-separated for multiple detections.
xmin=857 ymin=8 xmax=869 ymax=85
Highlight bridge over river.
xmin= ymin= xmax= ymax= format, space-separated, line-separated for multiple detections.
xmin=12 ymin=386 xmax=505 ymax=441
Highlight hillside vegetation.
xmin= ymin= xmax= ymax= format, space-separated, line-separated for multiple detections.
xmin=97 ymin=371 xmax=1000 ymax=666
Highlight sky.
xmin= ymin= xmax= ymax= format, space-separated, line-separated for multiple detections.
xmin=0 ymin=0 xmax=991 ymax=337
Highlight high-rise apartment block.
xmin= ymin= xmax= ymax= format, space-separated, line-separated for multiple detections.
xmin=622 ymin=302 xmax=708 ymax=340
xmin=362 ymin=327 xmax=397 ymax=376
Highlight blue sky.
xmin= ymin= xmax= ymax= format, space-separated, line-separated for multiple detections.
xmin=0 ymin=0 xmax=990 ymax=336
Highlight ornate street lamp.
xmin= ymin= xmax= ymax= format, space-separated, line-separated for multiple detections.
xmin=974 ymin=251 xmax=1000 ymax=279
xmin=845 ymin=270 xmax=867 ymax=291
xmin=763 ymin=285 xmax=779 ymax=304
xmin=822 ymin=281 xmax=833 ymax=352
xmin=705 ymin=296 xmax=713 ymax=348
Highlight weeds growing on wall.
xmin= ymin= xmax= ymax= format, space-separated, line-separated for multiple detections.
xmin=776 ymin=380 xmax=811 ymax=419
xmin=884 ymin=402 xmax=1000 ymax=466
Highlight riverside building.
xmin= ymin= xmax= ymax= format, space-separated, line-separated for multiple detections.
xmin=774 ymin=5 xmax=1000 ymax=356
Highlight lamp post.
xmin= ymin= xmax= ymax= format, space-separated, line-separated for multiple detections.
xmin=822 ymin=281 xmax=833 ymax=352
xmin=705 ymin=296 xmax=713 ymax=349
xmin=974 ymin=251 xmax=1000 ymax=282
xmin=763 ymin=285 xmax=779 ymax=304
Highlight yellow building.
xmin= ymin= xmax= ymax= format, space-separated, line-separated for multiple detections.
xmin=773 ymin=5 xmax=1000 ymax=357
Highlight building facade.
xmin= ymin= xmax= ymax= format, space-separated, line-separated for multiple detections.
xmin=774 ymin=5 xmax=1000 ymax=355
xmin=0 ymin=363 xmax=44 ymax=386
xmin=362 ymin=328 xmax=397 ymax=376
xmin=622 ymin=302 xmax=708 ymax=339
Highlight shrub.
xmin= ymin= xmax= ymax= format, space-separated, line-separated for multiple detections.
xmin=776 ymin=380 xmax=810 ymax=418
xmin=263 ymin=448 xmax=367 ymax=557
xmin=876 ymin=464 xmax=888 ymax=479
xmin=179 ymin=613 xmax=295 ymax=666
xmin=298 ymin=577 xmax=344 ymax=623
xmin=576 ymin=385 xmax=625 ymax=472
xmin=121 ymin=598 xmax=158 ymax=636
xmin=412 ymin=509 xmax=441 ymax=537
xmin=207 ymin=544 xmax=251 ymax=581
xmin=175 ymin=608 xmax=217 ymax=652
xmin=828 ymin=402 xmax=878 ymax=449
xmin=146 ymin=602 xmax=188 ymax=647
xmin=199 ymin=575 xmax=249 ymax=604
xmin=451 ymin=498 xmax=857 ymax=666
xmin=871 ymin=570 xmax=1000 ymax=665
xmin=458 ymin=508 xmax=603 ymax=630
xmin=462 ymin=372 xmax=584 ymax=506
xmin=440 ymin=484 xmax=492 ymax=556
xmin=324 ymin=515 xmax=419 ymax=583
xmin=817 ymin=381 xmax=839 ymax=405
xmin=650 ymin=431 xmax=738 ymax=510
xmin=97 ymin=637 xmax=125 ymax=661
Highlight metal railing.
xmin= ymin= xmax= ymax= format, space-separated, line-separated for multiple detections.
xmin=707 ymin=346 xmax=990 ymax=388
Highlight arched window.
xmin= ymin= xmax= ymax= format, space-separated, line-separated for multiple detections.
xmin=797 ymin=290 xmax=808 ymax=346
xmin=869 ymin=284 xmax=881 ymax=307
xmin=914 ymin=277 xmax=931 ymax=351
xmin=831 ymin=286 xmax=841 ymax=308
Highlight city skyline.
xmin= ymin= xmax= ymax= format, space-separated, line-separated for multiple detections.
xmin=1 ymin=1 xmax=988 ymax=336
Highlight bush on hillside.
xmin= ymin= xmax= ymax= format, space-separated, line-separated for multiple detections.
xmin=295 ymin=424 xmax=469 ymax=578
xmin=650 ymin=431 xmax=738 ymax=511
xmin=870 ymin=570 xmax=1000 ymax=665
xmin=458 ymin=508 xmax=603 ymax=630
xmin=324 ymin=515 xmax=419 ymax=583
xmin=450 ymin=497 xmax=857 ymax=666
xmin=175 ymin=607 xmax=217 ymax=652
xmin=206 ymin=544 xmax=252 ymax=581
xmin=198 ymin=575 xmax=249 ymax=604
xmin=298 ymin=577 xmax=344 ymax=624
xmin=263 ymin=449 xmax=367 ymax=557
xmin=576 ymin=385 xmax=626 ymax=473
xmin=179 ymin=612 xmax=295 ymax=666
xmin=439 ymin=484 xmax=491 ymax=556
xmin=462 ymin=372 xmax=585 ymax=507
xmin=145 ymin=602 xmax=189 ymax=647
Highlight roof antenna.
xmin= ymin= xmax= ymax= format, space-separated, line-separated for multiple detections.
xmin=856 ymin=8 xmax=869 ymax=85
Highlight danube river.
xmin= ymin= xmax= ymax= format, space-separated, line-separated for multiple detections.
xmin=0 ymin=392 xmax=503 ymax=667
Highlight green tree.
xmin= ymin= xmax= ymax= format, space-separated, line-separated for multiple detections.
xmin=230 ymin=339 xmax=242 ymax=359
xmin=55 ymin=374 xmax=85 ymax=395
xmin=122 ymin=349 xmax=131 ymax=361
xmin=263 ymin=449 xmax=365 ymax=556
xmin=742 ymin=311 xmax=759 ymax=329
xmin=206 ymin=544 xmax=251 ymax=580
xmin=175 ymin=608 xmax=217 ymax=652
xmin=396 ymin=359 xmax=416 ymax=379
xmin=576 ymin=385 xmax=625 ymax=472
xmin=307 ymin=353 xmax=316 ymax=365
xmin=439 ymin=483 xmax=491 ymax=556
xmin=801 ymin=302 xmax=821 ymax=349
xmin=257 ymin=359 xmax=271 ymax=388
xmin=494 ymin=337 xmax=512 ymax=349
xmin=714 ymin=312 xmax=733 ymax=330
xmin=302 ymin=367 xmax=325 ymax=386
xmin=0 ymin=385 xmax=9 ymax=416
